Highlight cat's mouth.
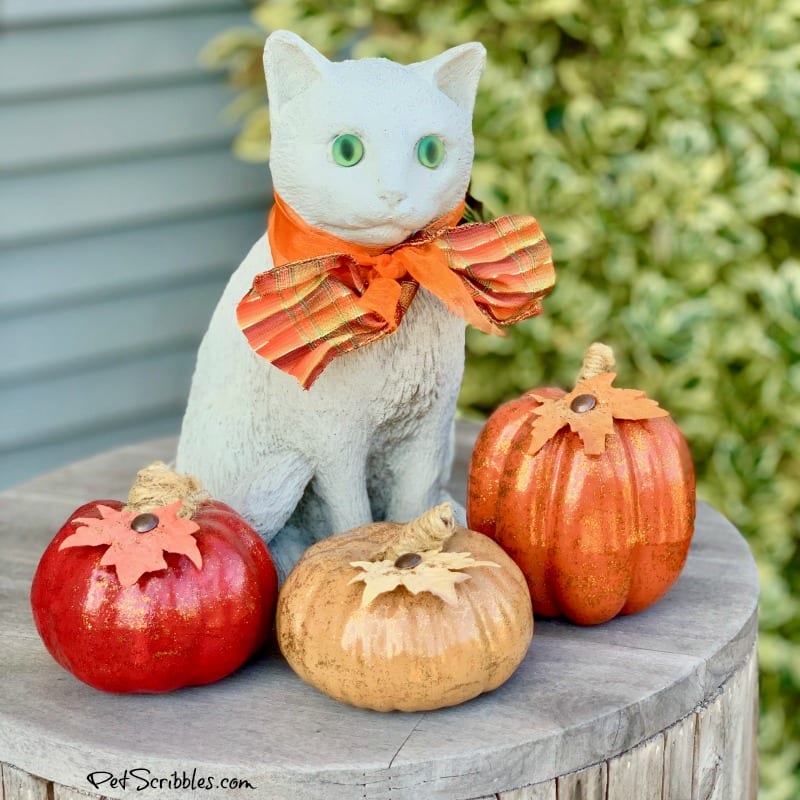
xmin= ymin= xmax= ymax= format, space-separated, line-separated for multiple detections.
xmin=322 ymin=219 xmax=418 ymax=248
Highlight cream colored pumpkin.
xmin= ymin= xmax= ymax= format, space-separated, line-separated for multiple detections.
xmin=276 ymin=505 xmax=533 ymax=712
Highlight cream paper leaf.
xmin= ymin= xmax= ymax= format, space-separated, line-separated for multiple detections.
xmin=349 ymin=549 xmax=500 ymax=608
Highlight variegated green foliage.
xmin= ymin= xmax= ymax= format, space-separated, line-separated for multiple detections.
xmin=204 ymin=2 xmax=800 ymax=795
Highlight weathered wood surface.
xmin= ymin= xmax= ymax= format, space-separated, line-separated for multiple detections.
xmin=0 ymin=424 xmax=759 ymax=799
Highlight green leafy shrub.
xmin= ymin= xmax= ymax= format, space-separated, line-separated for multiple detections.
xmin=205 ymin=1 xmax=800 ymax=795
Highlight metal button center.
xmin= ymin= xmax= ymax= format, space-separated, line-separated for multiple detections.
xmin=570 ymin=393 xmax=597 ymax=414
xmin=394 ymin=552 xmax=422 ymax=570
xmin=130 ymin=512 xmax=159 ymax=533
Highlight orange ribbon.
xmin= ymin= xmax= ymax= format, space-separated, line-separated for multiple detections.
xmin=237 ymin=194 xmax=555 ymax=389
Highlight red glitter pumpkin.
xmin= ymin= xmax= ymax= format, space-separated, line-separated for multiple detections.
xmin=467 ymin=344 xmax=696 ymax=626
xmin=30 ymin=463 xmax=278 ymax=692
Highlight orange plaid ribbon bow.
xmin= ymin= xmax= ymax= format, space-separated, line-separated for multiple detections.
xmin=236 ymin=194 xmax=556 ymax=389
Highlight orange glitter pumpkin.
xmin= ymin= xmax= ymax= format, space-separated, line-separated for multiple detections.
xmin=467 ymin=343 xmax=696 ymax=626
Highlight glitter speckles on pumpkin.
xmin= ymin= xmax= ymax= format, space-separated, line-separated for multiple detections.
xmin=467 ymin=343 xmax=696 ymax=626
xmin=31 ymin=465 xmax=278 ymax=693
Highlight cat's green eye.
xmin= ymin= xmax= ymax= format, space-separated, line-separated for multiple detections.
xmin=417 ymin=134 xmax=446 ymax=169
xmin=332 ymin=134 xmax=364 ymax=167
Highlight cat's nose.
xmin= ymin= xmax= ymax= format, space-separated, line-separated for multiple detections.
xmin=379 ymin=189 xmax=408 ymax=208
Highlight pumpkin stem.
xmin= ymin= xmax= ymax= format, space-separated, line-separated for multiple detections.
xmin=375 ymin=503 xmax=456 ymax=562
xmin=124 ymin=461 xmax=210 ymax=519
xmin=577 ymin=342 xmax=616 ymax=383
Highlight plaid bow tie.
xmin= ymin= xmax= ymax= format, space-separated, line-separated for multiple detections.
xmin=236 ymin=194 xmax=555 ymax=389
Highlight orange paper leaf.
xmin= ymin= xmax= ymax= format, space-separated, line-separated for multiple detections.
xmin=523 ymin=408 xmax=572 ymax=459
xmin=529 ymin=373 xmax=670 ymax=456
xmin=60 ymin=501 xmax=202 ymax=587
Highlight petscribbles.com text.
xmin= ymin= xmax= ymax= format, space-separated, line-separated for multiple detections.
xmin=86 ymin=768 xmax=256 ymax=792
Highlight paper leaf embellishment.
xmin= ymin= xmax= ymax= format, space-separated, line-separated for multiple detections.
xmin=349 ymin=551 xmax=500 ymax=608
xmin=528 ymin=371 xmax=670 ymax=457
xmin=59 ymin=501 xmax=202 ymax=587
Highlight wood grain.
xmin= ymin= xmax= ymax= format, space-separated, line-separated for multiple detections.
xmin=692 ymin=644 xmax=759 ymax=799
xmin=499 ymin=781 xmax=556 ymax=799
xmin=1 ymin=763 xmax=51 ymax=800
xmin=53 ymin=786 xmax=106 ymax=800
xmin=0 ymin=428 xmax=759 ymax=799
xmin=663 ymin=713 xmax=696 ymax=799
xmin=557 ymin=763 xmax=607 ymax=799
xmin=499 ymin=646 xmax=757 ymax=800
xmin=607 ymin=735 xmax=664 ymax=800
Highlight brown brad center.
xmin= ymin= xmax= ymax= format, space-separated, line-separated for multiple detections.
xmin=130 ymin=512 xmax=159 ymax=533
xmin=570 ymin=393 xmax=597 ymax=413
xmin=394 ymin=552 xmax=422 ymax=570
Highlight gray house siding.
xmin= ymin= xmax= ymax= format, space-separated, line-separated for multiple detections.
xmin=0 ymin=0 xmax=269 ymax=489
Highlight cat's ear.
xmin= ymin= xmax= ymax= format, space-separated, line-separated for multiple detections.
xmin=263 ymin=30 xmax=330 ymax=111
xmin=410 ymin=43 xmax=486 ymax=115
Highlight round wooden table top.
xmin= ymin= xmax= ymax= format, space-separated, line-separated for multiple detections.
xmin=0 ymin=425 xmax=759 ymax=800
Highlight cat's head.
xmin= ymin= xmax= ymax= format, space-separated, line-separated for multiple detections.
xmin=263 ymin=31 xmax=485 ymax=248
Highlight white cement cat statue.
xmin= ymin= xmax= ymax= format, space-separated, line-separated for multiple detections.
xmin=177 ymin=31 xmax=548 ymax=580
